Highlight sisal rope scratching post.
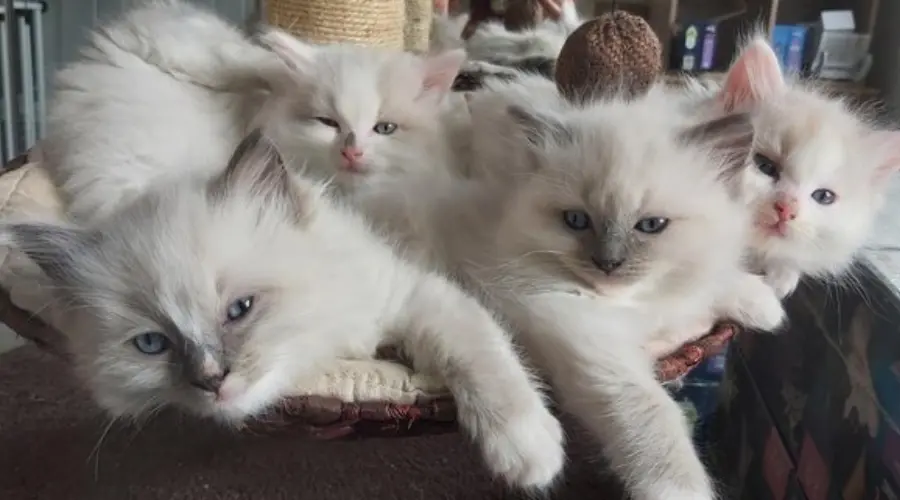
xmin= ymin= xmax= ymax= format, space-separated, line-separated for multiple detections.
xmin=266 ymin=0 xmax=406 ymax=49
xmin=404 ymin=0 xmax=433 ymax=52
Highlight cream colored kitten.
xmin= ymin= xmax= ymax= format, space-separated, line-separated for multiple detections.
xmin=687 ymin=36 xmax=900 ymax=298
xmin=255 ymin=29 xmax=467 ymax=200
xmin=2 ymin=131 xmax=565 ymax=489
xmin=365 ymin=90 xmax=784 ymax=500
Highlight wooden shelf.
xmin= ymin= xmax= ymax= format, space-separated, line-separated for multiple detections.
xmin=589 ymin=0 xmax=881 ymax=75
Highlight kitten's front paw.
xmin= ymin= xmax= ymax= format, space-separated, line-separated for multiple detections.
xmin=765 ymin=268 xmax=800 ymax=299
xmin=728 ymin=273 xmax=786 ymax=332
xmin=479 ymin=404 xmax=565 ymax=490
xmin=744 ymin=289 xmax=786 ymax=332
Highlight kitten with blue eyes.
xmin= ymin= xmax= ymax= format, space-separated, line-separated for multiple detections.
xmin=366 ymin=90 xmax=784 ymax=500
xmin=254 ymin=29 xmax=468 ymax=199
xmin=684 ymin=36 xmax=900 ymax=298
xmin=3 ymin=130 xmax=566 ymax=489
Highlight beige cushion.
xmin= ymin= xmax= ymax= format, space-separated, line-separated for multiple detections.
xmin=0 ymin=156 xmax=448 ymax=404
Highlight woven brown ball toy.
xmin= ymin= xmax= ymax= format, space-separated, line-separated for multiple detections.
xmin=554 ymin=10 xmax=662 ymax=102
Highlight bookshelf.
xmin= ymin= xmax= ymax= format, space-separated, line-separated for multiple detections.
xmin=586 ymin=0 xmax=881 ymax=77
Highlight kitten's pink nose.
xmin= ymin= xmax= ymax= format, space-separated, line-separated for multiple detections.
xmin=774 ymin=199 xmax=798 ymax=222
xmin=340 ymin=146 xmax=363 ymax=161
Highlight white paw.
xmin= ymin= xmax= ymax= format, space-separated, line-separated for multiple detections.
xmin=478 ymin=404 xmax=565 ymax=490
xmin=744 ymin=288 xmax=786 ymax=332
xmin=729 ymin=273 xmax=786 ymax=332
xmin=765 ymin=269 xmax=800 ymax=299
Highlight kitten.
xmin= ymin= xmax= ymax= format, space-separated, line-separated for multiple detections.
xmin=690 ymin=36 xmax=900 ymax=297
xmin=254 ymin=29 xmax=469 ymax=200
xmin=42 ymin=0 xmax=286 ymax=224
xmin=366 ymin=90 xmax=784 ymax=500
xmin=1 ymin=130 xmax=565 ymax=490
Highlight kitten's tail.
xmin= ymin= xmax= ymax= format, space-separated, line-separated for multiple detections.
xmin=84 ymin=0 xmax=284 ymax=93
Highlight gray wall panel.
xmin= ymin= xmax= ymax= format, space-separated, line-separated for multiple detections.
xmin=41 ymin=0 xmax=255 ymax=77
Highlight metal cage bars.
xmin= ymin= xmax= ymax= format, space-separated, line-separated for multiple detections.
xmin=1 ymin=0 xmax=45 ymax=163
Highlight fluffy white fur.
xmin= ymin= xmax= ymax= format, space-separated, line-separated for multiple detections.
xmin=42 ymin=1 xmax=467 ymax=221
xmin=461 ymin=71 xmax=575 ymax=180
xmin=364 ymin=89 xmax=785 ymax=500
xmin=2 ymin=131 xmax=566 ymax=489
xmin=42 ymin=0 xmax=285 ymax=224
xmin=254 ymin=29 xmax=469 ymax=200
xmin=688 ymin=36 xmax=900 ymax=297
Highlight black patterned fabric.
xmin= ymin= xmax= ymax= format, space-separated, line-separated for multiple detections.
xmin=709 ymin=265 xmax=900 ymax=500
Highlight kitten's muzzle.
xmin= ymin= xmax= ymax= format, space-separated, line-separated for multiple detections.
xmin=589 ymin=223 xmax=629 ymax=274
xmin=181 ymin=341 xmax=231 ymax=394
xmin=591 ymin=257 xmax=624 ymax=274
xmin=189 ymin=368 xmax=230 ymax=394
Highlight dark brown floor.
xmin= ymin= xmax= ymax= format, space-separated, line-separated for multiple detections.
xmin=0 ymin=346 xmax=627 ymax=500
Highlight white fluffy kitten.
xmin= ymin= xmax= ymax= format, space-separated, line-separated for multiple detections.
xmin=368 ymin=91 xmax=784 ymax=500
xmin=692 ymin=36 xmax=900 ymax=297
xmin=255 ymin=29 xmax=468 ymax=199
xmin=43 ymin=0 xmax=466 ymax=218
xmin=42 ymin=0 xmax=284 ymax=224
xmin=2 ymin=131 xmax=565 ymax=489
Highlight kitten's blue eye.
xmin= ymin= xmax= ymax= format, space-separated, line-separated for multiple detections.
xmin=226 ymin=296 xmax=254 ymax=322
xmin=315 ymin=117 xmax=340 ymax=129
xmin=634 ymin=217 xmax=669 ymax=234
xmin=811 ymin=188 xmax=836 ymax=205
xmin=373 ymin=122 xmax=398 ymax=135
xmin=562 ymin=210 xmax=591 ymax=231
xmin=132 ymin=332 xmax=170 ymax=355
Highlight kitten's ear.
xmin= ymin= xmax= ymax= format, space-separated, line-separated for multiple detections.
xmin=681 ymin=113 xmax=755 ymax=171
xmin=0 ymin=223 xmax=91 ymax=285
xmin=720 ymin=36 xmax=785 ymax=112
xmin=508 ymin=104 xmax=572 ymax=149
xmin=214 ymin=129 xmax=310 ymax=220
xmin=419 ymin=49 xmax=467 ymax=99
xmin=257 ymin=27 xmax=317 ymax=75
xmin=867 ymin=130 xmax=900 ymax=183
xmin=682 ymin=113 xmax=754 ymax=153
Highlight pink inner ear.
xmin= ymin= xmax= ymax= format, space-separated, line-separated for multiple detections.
xmin=421 ymin=49 xmax=467 ymax=94
xmin=870 ymin=130 xmax=900 ymax=182
xmin=721 ymin=38 xmax=785 ymax=112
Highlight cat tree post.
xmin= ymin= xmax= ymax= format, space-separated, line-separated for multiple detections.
xmin=404 ymin=0 xmax=433 ymax=52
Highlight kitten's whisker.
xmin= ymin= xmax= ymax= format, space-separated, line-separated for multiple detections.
xmin=88 ymin=417 xmax=119 ymax=482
